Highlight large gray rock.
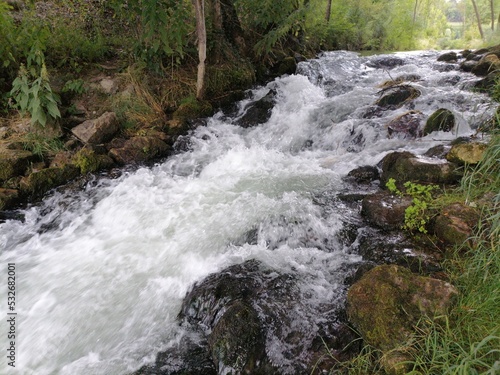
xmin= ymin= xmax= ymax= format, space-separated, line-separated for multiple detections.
xmin=71 ymin=112 xmax=120 ymax=144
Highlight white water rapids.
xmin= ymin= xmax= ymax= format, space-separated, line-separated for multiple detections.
xmin=0 ymin=51 xmax=495 ymax=375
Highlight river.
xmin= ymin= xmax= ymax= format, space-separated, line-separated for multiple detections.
xmin=0 ymin=50 xmax=494 ymax=374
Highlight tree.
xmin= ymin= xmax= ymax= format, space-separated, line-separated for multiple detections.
xmin=325 ymin=0 xmax=332 ymax=22
xmin=471 ymin=0 xmax=485 ymax=39
xmin=192 ymin=0 xmax=207 ymax=100
xmin=490 ymin=0 xmax=495 ymax=30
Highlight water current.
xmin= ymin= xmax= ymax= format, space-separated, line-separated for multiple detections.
xmin=0 ymin=50 xmax=495 ymax=375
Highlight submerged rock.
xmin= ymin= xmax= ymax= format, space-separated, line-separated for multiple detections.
xmin=235 ymin=89 xmax=276 ymax=128
xmin=387 ymin=110 xmax=424 ymax=139
xmin=169 ymin=260 xmax=359 ymax=374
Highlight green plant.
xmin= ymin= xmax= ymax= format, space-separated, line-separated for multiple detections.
xmin=9 ymin=45 xmax=61 ymax=127
xmin=62 ymin=79 xmax=86 ymax=95
xmin=386 ymin=178 xmax=438 ymax=233
xmin=22 ymin=133 xmax=65 ymax=159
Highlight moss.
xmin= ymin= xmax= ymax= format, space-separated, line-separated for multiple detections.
xmin=20 ymin=165 xmax=79 ymax=197
xmin=424 ymin=108 xmax=455 ymax=136
xmin=173 ymin=97 xmax=213 ymax=121
xmin=73 ymin=148 xmax=101 ymax=174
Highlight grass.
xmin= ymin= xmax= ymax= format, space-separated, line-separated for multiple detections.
xmin=406 ymin=132 xmax=500 ymax=374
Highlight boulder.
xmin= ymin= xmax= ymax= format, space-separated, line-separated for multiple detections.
xmin=376 ymin=85 xmax=420 ymax=108
xmin=433 ymin=203 xmax=480 ymax=247
xmin=361 ymin=192 xmax=413 ymax=230
xmin=71 ymin=112 xmax=120 ymax=144
xmin=460 ymin=60 xmax=477 ymax=72
xmin=109 ymin=136 xmax=170 ymax=165
xmin=176 ymin=260 xmax=359 ymax=374
xmin=471 ymin=54 xmax=500 ymax=76
xmin=347 ymin=265 xmax=457 ymax=373
xmin=437 ymin=51 xmax=458 ymax=62
xmin=380 ymin=151 xmax=461 ymax=186
xmin=446 ymin=142 xmax=488 ymax=165
xmin=423 ymin=108 xmax=455 ymax=136
xmin=387 ymin=110 xmax=424 ymax=139
xmin=0 ymin=149 xmax=34 ymax=182
xmin=19 ymin=165 xmax=79 ymax=197
xmin=236 ymin=89 xmax=276 ymax=128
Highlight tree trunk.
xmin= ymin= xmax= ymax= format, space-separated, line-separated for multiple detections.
xmin=413 ymin=0 xmax=418 ymax=24
xmin=193 ymin=0 xmax=207 ymax=100
xmin=471 ymin=0 xmax=485 ymax=39
xmin=325 ymin=0 xmax=332 ymax=23
xmin=490 ymin=0 xmax=495 ymax=31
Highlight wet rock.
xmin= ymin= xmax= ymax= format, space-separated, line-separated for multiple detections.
xmin=446 ymin=142 xmax=488 ymax=165
xmin=471 ymin=54 xmax=500 ymax=76
xmin=71 ymin=111 xmax=120 ymax=144
xmin=109 ymin=136 xmax=170 ymax=165
xmin=380 ymin=151 xmax=461 ymax=186
xmin=347 ymin=265 xmax=457 ymax=372
xmin=433 ymin=203 xmax=480 ymax=247
xmin=236 ymin=89 xmax=276 ymax=128
xmin=361 ymin=192 xmax=413 ymax=230
xmin=366 ymin=56 xmax=405 ymax=69
xmin=437 ymin=51 xmax=458 ymax=62
xmin=423 ymin=108 xmax=455 ymax=136
xmin=473 ymin=71 xmax=500 ymax=93
xmin=387 ymin=110 xmax=424 ymax=139
xmin=424 ymin=145 xmax=449 ymax=159
xmin=132 ymin=334 xmax=216 ymax=375
xmin=178 ymin=260 xmax=360 ymax=374
xmin=19 ymin=165 xmax=79 ymax=197
xmin=0 ymin=188 xmax=19 ymax=210
xmin=346 ymin=165 xmax=380 ymax=184
xmin=375 ymin=85 xmax=420 ymax=108
xmin=460 ymin=60 xmax=477 ymax=72
xmin=276 ymin=56 xmax=297 ymax=76
xmin=0 ymin=149 xmax=34 ymax=182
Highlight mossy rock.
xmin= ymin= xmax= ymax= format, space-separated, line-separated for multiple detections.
xmin=20 ymin=165 xmax=79 ymax=197
xmin=471 ymin=53 xmax=500 ymax=76
xmin=380 ymin=151 xmax=461 ymax=186
xmin=347 ymin=265 xmax=457 ymax=366
xmin=437 ymin=51 xmax=458 ymax=62
xmin=376 ymin=85 xmax=420 ymax=108
xmin=73 ymin=148 xmax=114 ymax=174
xmin=432 ymin=203 xmax=480 ymax=247
xmin=446 ymin=142 xmax=488 ymax=165
xmin=276 ymin=56 xmax=297 ymax=76
xmin=0 ymin=188 xmax=19 ymax=210
xmin=108 ymin=136 xmax=170 ymax=165
xmin=423 ymin=109 xmax=455 ymax=136
xmin=0 ymin=149 xmax=34 ymax=182
xmin=361 ymin=192 xmax=413 ymax=230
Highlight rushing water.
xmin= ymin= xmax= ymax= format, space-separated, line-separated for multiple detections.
xmin=0 ymin=51 xmax=495 ymax=375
